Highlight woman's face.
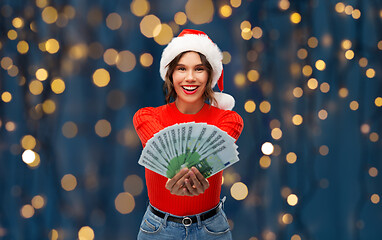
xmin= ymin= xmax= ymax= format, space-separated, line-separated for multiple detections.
xmin=172 ymin=51 xmax=208 ymax=109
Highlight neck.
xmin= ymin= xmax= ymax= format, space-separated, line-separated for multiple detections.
xmin=175 ymin=99 xmax=205 ymax=114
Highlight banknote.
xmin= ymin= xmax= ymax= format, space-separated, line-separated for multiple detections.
xmin=138 ymin=122 xmax=239 ymax=179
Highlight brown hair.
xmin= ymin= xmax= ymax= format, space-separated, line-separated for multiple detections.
xmin=163 ymin=51 xmax=217 ymax=106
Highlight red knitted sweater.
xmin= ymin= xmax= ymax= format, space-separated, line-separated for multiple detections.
xmin=133 ymin=102 xmax=243 ymax=216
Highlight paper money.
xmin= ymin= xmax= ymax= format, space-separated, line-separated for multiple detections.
xmin=138 ymin=122 xmax=240 ymax=179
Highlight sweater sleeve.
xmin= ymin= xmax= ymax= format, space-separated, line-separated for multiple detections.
xmin=216 ymin=110 xmax=244 ymax=141
xmin=133 ymin=107 xmax=165 ymax=147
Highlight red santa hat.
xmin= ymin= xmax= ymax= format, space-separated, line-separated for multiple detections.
xmin=159 ymin=29 xmax=235 ymax=110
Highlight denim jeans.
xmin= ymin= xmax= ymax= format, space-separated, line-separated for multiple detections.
xmin=137 ymin=199 xmax=232 ymax=240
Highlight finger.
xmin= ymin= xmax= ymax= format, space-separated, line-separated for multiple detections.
xmin=184 ymin=178 xmax=199 ymax=196
xmin=165 ymin=168 xmax=189 ymax=190
xmin=191 ymin=167 xmax=209 ymax=190
xmin=188 ymin=171 xmax=204 ymax=194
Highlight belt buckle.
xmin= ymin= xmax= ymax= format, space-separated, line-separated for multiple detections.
xmin=182 ymin=217 xmax=192 ymax=227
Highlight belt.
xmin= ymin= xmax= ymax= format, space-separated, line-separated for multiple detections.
xmin=149 ymin=203 xmax=222 ymax=227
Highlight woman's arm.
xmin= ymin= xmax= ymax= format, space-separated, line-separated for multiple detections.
xmin=216 ymin=110 xmax=244 ymax=141
xmin=133 ymin=107 xmax=164 ymax=147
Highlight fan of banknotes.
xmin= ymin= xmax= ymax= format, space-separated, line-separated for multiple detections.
xmin=138 ymin=122 xmax=239 ymax=179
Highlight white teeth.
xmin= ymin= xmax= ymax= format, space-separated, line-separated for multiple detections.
xmin=182 ymin=86 xmax=198 ymax=91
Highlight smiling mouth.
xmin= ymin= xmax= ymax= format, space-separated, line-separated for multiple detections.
xmin=182 ymin=86 xmax=199 ymax=91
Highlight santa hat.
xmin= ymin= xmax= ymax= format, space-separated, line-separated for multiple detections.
xmin=159 ymin=29 xmax=235 ymax=110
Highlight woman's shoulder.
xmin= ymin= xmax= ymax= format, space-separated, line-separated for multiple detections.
xmin=209 ymin=105 xmax=243 ymax=122
xmin=133 ymin=105 xmax=167 ymax=123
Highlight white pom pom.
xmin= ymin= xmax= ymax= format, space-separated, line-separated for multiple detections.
xmin=212 ymin=92 xmax=235 ymax=110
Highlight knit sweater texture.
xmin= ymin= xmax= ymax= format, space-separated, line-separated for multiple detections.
xmin=133 ymin=102 xmax=243 ymax=216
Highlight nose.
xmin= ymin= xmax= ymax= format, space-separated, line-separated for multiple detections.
xmin=185 ymin=70 xmax=195 ymax=81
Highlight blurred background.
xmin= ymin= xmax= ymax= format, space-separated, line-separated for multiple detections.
xmin=1 ymin=0 xmax=381 ymax=239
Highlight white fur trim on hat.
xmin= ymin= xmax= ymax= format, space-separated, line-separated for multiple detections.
xmin=159 ymin=33 xmax=223 ymax=88
xmin=212 ymin=92 xmax=235 ymax=110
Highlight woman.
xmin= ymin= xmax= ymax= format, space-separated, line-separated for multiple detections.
xmin=133 ymin=29 xmax=243 ymax=239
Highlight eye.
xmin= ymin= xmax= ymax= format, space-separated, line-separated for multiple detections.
xmin=195 ymin=67 xmax=205 ymax=72
xmin=176 ymin=66 xmax=186 ymax=71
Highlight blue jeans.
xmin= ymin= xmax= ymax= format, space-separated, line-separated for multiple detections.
xmin=137 ymin=199 xmax=232 ymax=240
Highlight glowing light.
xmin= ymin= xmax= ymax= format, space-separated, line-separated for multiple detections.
xmin=154 ymin=24 xmax=174 ymax=45
xmin=29 ymin=80 xmax=44 ymax=95
xmin=315 ymin=60 xmax=326 ymax=71
xmin=345 ymin=50 xmax=354 ymax=60
xmin=8 ymin=30 xmax=17 ymax=40
xmin=279 ymin=0 xmax=290 ymax=10
xmin=252 ymin=27 xmax=263 ymax=39
xmin=307 ymin=78 xmax=318 ymax=89
xmin=21 ymin=135 xmax=37 ymax=149
xmin=61 ymin=174 xmax=77 ymax=191
xmin=1 ymin=92 xmax=12 ymax=103
xmin=22 ymin=150 xmax=36 ymax=164
xmin=62 ymin=121 xmax=78 ymax=138
xmin=281 ymin=213 xmax=293 ymax=224
xmin=286 ymin=152 xmax=297 ymax=164
xmin=335 ymin=2 xmax=345 ymax=13
xmin=241 ymin=28 xmax=252 ymax=40
xmin=259 ymin=156 xmax=271 ymax=169
xmin=36 ymin=0 xmax=48 ymax=8
xmin=247 ymin=70 xmax=259 ymax=82
xmin=185 ymin=0 xmax=214 ymax=25
xmin=1 ymin=57 xmax=13 ymax=70
xmin=261 ymin=142 xmax=274 ymax=155
xmin=116 ymin=50 xmax=136 ymax=72
xmin=42 ymin=6 xmax=58 ymax=24
xmin=318 ymin=109 xmax=328 ymax=120
xmin=293 ymin=87 xmax=303 ymax=98
xmin=240 ymin=21 xmax=251 ymax=30
xmin=124 ymin=175 xmax=144 ymax=196
xmin=20 ymin=204 xmax=35 ymax=218
xmin=106 ymin=13 xmax=122 ymax=30
xmin=103 ymin=48 xmax=119 ymax=65
xmin=45 ymin=38 xmax=60 ymax=54
xmin=378 ymin=41 xmax=382 ymax=50
xmin=369 ymin=167 xmax=378 ymax=177
xmin=290 ymin=12 xmax=301 ymax=24
xmin=352 ymin=9 xmax=361 ymax=19
xmin=49 ymin=229 xmax=59 ymax=240
xmin=344 ymin=5 xmax=353 ymax=15
xmin=244 ymin=100 xmax=256 ymax=113
xmin=234 ymin=73 xmax=246 ymax=87
xmin=230 ymin=0 xmax=241 ymax=8
xmin=291 ymin=234 xmax=302 ymax=240
xmin=297 ymin=48 xmax=308 ymax=59
xmin=140 ymin=53 xmax=153 ymax=67
xmin=302 ymin=65 xmax=313 ymax=77
xmin=220 ymin=5 xmax=232 ymax=18
xmin=320 ymin=82 xmax=330 ymax=93
xmin=130 ymin=0 xmax=150 ymax=17
xmin=92 ymin=68 xmax=110 ymax=87
xmin=140 ymin=15 xmax=161 ymax=38
xmin=95 ymin=119 xmax=112 ymax=137
xmin=360 ymin=123 xmax=370 ymax=134
xmin=359 ymin=58 xmax=368 ymax=67
xmin=12 ymin=17 xmax=24 ymax=28
xmin=292 ymin=114 xmax=303 ymax=125
xmin=64 ymin=5 xmax=76 ymax=19
xmin=17 ymin=41 xmax=29 ymax=54
xmin=115 ymin=192 xmax=135 ymax=214
xmin=338 ymin=88 xmax=349 ymax=98
xmin=69 ymin=43 xmax=88 ymax=60
xmin=259 ymin=101 xmax=271 ymax=113
xmin=5 ymin=121 xmax=16 ymax=132
xmin=369 ymin=132 xmax=379 ymax=142
xmin=319 ymin=145 xmax=329 ymax=156
xmin=349 ymin=101 xmax=359 ymax=111
xmin=78 ymin=226 xmax=95 ymax=240
xmin=375 ymin=97 xmax=382 ymax=107
xmin=31 ymin=195 xmax=45 ymax=209
xmin=42 ymin=99 xmax=56 ymax=114
xmin=230 ymin=182 xmax=248 ymax=200
xmin=174 ymin=12 xmax=187 ymax=25
xmin=271 ymin=128 xmax=282 ymax=140
xmin=51 ymin=78 xmax=66 ymax=94
xmin=371 ymin=194 xmax=380 ymax=204
xmin=287 ymin=194 xmax=298 ymax=206
xmin=308 ymin=37 xmax=318 ymax=48
xmin=36 ymin=68 xmax=48 ymax=81
xmin=341 ymin=39 xmax=352 ymax=49
xmin=366 ymin=68 xmax=375 ymax=78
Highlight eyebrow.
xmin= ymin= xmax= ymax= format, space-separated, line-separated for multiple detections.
xmin=176 ymin=63 xmax=204 ymax=67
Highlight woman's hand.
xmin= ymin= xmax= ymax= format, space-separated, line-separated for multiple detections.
xmin=165 ymin=167 xmax=209 ymax=196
